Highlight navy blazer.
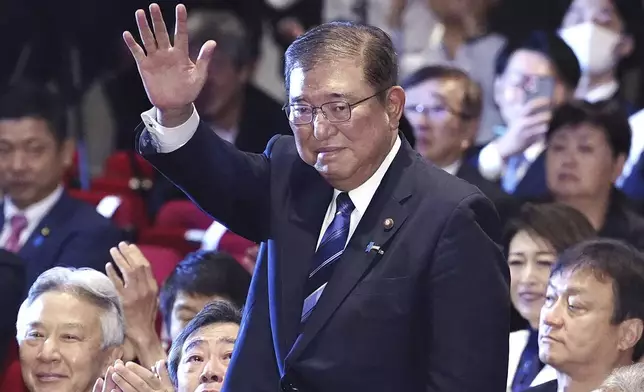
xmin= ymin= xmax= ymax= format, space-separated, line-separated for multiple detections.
xmin=138 ymin=122 xmax=510 ymax=392
xmin=467 ymin=148 xmax=549 ymax=200
xmin=0 ymin=249 xmax=25 ymax=362
xmin=0 ymin=192 xmax=124 ymax=291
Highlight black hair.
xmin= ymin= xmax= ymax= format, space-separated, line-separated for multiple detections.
xmin=495 ymin=30 xmax=581 ymax=90
xmin=546 ymin=99 xmax=631 ymax=158
xmin=0 ymin=81 xmax=68 ymax=144
xmin=552 ymin=238 xmax=644 ymax=361
xmin=159 ymin=250 xmax=250 ymax=334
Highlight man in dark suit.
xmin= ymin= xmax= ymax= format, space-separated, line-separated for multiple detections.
xmin=403 ymin=64 xmax=519 ymax=227
xmin=524 ymin=239 xmax=644 ymax=392
xmin=120 ymin=4 xmax=510 ymax=391
xmin=0 ymin=83 xmax=123 ymax=290
xmin=0 ymin=249 xmax=24 ymax=363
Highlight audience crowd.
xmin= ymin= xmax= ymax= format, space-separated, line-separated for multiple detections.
xmin=1 ymin=0 xmax=644 ymax=391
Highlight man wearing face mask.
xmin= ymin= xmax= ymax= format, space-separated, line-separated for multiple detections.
xmin=558 ymin=0 xmax=642 ymax=113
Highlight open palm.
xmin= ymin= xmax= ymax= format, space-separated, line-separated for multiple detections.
xmin=123 ymin=3 xmax=216 ymax=112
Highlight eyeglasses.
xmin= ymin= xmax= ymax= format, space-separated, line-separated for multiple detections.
xmin=404 ymin=103 xmax=475 ymax=121
xmin=283 ymin=88 xmax=390 ymax=125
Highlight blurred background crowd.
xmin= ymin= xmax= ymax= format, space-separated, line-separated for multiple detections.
xmin=2 ymin=0 xmax=644 ymax=391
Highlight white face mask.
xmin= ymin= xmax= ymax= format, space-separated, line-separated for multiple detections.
xmin=559 ymin=22 xmax=620 ymax=75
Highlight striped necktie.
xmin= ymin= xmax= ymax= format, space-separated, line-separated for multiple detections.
xmin=512 ymin=330 xmax=543 ymax=392
xmin=502 ymin=153 xmax=528 ymax=194
xmin=301 ymin=192 xmax=355 ymax=323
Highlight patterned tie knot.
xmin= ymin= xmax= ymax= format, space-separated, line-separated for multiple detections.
xmin=335 ymin=192 xmax=355 ymax=217
xmin=10 ymin=214 xmax=27 ymax=232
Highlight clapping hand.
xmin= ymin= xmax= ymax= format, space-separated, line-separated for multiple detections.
xmin=93 ymin=366 xmax=122 ymax=392
xmin=123 ymin=3 xmax=216 ymax=126
xmin=95 ymin=360 xmax=175 ymax=392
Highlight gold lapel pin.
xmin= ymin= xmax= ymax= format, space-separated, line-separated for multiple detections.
xmin=41 ymin=227 xmax=50 ymax=236
xmin=383 ymin=218 xmax=394 ymax=230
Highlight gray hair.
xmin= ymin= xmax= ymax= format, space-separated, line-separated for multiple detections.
xmin=284 ymin=21 xmax=398 ymax=99
xmin=186 ymin=9 xmax=255 ymax=67
xmin=598 ymin=363 xmax=644 ymax=391
xmin=16 ymin=267 xmax=125 ymax=349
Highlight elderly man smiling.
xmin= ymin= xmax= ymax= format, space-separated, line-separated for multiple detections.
xmin=16 ymin=267 xmax=125 ymax=392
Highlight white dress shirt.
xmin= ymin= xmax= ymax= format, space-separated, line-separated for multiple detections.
xmin=619 ymin=109 xmax=644 ymax=186
xmin=0 ymin=185 xmax=64 ymax=249
xmin=316 ymin=136 xmax=401 ymax=249
xmin=140 ymin=106 xmax=402 ymax=249
xmin=478 ymin=139 xmax=546 ymax=185
xmin=582 ymin=80 xmax=619 ymax=103
xmin=506 ymin=330 xmax=557 ymax=391
xmin=201 ymin=220 xmax=229 ymax=251
xmin=398 ymin=25 xmax=506 ymax=144
xmin=440 ymin=160 xmax=462 ymax=176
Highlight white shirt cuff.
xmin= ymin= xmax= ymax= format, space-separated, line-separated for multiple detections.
xmin=478 ymin=142 xmax=505 ymax=181
xmin=265 ymin=0 xmax=299 ymax=9
xmin=140 ymin=105 xmax=200 ymax=153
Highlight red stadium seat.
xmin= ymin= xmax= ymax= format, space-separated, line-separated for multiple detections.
xmin=0 ymin=342 xmax=26 ymax=392
xmin=67 ymin=189 xmax=148 ymax=231
xmin=0 ymin=360 xmax=26 ymax=392
xmin=137 ymin=244 xmax=183 ymax=287
xmin=218 ymin=231 xmax=257 ymax=264
xmin=104 ymin=151 xmax=155 ymax=180
xmin=138 ymin=227 xmax=201 ymax=256
xmin=137 ymin=243 xmax=184 ymax=337
xmin=91 ymin=176 xmax=149 ymax=196
xmin=155 ymin=200 xmax=214 ymax=231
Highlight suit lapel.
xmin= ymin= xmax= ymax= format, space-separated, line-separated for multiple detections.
xmin=278 ymin=160 xmax=334 ymax=365
xmin=18 ymin=193 xmax=70 ymax=264
xmin=514 ymin=151 xmax=547 ymax=198
xmin=286 ymin=139 xmax=415 ymax=362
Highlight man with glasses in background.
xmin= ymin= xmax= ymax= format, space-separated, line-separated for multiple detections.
xmin=125 ymin=4 xmax=509 ymax=391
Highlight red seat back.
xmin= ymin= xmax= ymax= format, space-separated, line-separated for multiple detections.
xmin=0 ymin=342 xmax=26 ymax=392
xmin=218 ymin=231 xmax=257 ymax=265
xmin=0 ymin=360 xmax=26 ymax=392
xmin=138 ymin=227 xmax=200 ymax=256
xmin=156 ymin=200 xmax=214 ymax=231
xmin=67 ymin=189 xmax=148 ymax=231
xmin=104 ymin=151 xmax=155 ymax=179
xmin=137 ymin=244 xmax=183 ymax=287
xmin=137 ymin=244 xmax=183 ymax=337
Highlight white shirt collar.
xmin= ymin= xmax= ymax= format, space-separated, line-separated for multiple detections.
xmin=333 ymin=135 xmax=402 ymax=216
xmin=4 ymin=185 xmax=64 ymax=225
xmin=584 ymin=80 xmax=619 ymax=103
xmin=440 ymin=160 xmax=462 ymax=176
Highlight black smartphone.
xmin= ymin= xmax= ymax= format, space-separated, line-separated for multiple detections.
xmin=523 ymin=75 xmax=555 ymax=106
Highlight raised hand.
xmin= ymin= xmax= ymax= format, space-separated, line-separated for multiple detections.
xmin=106 ymin=242 xmax=166 ymax=368
xmin=123 ymin=3 xmax=216 ymax=122
xmin=495 ymin=97 xmax=553 ymax=161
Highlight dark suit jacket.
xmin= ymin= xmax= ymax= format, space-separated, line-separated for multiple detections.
xmin=468 ymin=148 xmax=549 ymax=200
xmin=598 ymin=192 xmax=644 ymax=251
xmin=0 ymin=249 xmax=25 ymax=362
xmin=146 ymin=84 xmax=291 ymax=217
xmin=138 ymin=123 xmax=510 ymax=392
xmin=456 ymin=163 xmax=520 ymax=228
xmin=506 ymin=151 xmax=549 ymax=199
xmin=0 ymin=191 xmax=123 ymax=291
